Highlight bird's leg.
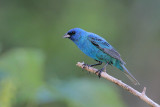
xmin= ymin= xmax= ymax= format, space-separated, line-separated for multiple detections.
xmin=82 ymin=61 xmax=102 ymax=68
xmin=95 ymin=63 xmax=108 ymax=78
xmin=90 ymin=61 xmax=102 ymax=67
xmin=82 ymin=61 xmax=102 ymax=74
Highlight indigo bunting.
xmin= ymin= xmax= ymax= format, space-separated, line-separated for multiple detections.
xmin=64 ymin=28 xmax=139 ymax=85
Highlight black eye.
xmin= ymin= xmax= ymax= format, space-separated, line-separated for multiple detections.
xmin=68 ymin=31 xmax=75 ymax=35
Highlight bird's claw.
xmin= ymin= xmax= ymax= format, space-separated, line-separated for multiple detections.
xmin=95 ymin=68 xmax=104 ymax=78
xmin=82 ymin=63 xmax=91 ymax=74
xmin=82 ymin=63 xmax=91 ymax=69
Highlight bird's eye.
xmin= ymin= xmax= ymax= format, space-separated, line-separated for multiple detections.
xmin=68 ymin=31 xmax=76 ymax=35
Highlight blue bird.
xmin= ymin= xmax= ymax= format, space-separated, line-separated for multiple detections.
xmin=64 ymin=28 xmax=139 ymax=85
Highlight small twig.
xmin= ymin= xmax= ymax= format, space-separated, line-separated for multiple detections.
xmin=142 ymin=87 xmax=146 ymax=96
xmin=76 ymin=62 xmax=160 ymax=107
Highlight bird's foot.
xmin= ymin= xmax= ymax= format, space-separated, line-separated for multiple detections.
xmin=95 ymin=68 xmax=104 ymax=78
xmin=82 ymin=63 xmax=91 ymax=69
xmin=82 ymin=63 xmax=91 ymax=74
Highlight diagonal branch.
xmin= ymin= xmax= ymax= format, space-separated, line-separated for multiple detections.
xmin=76 ymin=62 xmax=160 ymax=107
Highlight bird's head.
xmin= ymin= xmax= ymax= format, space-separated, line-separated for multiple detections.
xmin=63 ymin=28 xmax=85 ymax=41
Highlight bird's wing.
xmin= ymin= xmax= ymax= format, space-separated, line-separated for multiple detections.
xmin=88 ymin=34 xmax=126 ymax=64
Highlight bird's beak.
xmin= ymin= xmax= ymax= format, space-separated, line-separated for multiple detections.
xmin=63 ymin=34 xmax=70 ymax=38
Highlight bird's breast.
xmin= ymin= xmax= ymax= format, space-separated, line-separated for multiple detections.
xmin=74 ymin=39 xmax=113 ymax=63
xmin=76 ymin=40 xmax=104 ymax=61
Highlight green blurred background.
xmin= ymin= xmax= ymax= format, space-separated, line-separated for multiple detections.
xmin=0 ymin=0 xmax=160 ymax=107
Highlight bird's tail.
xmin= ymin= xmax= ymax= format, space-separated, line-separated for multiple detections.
xmin=121 ymin=64 xmax=140 ymax=85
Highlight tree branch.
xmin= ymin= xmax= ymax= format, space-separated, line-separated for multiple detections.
xmin=76 ymin=62 xmax=160 ymax=107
